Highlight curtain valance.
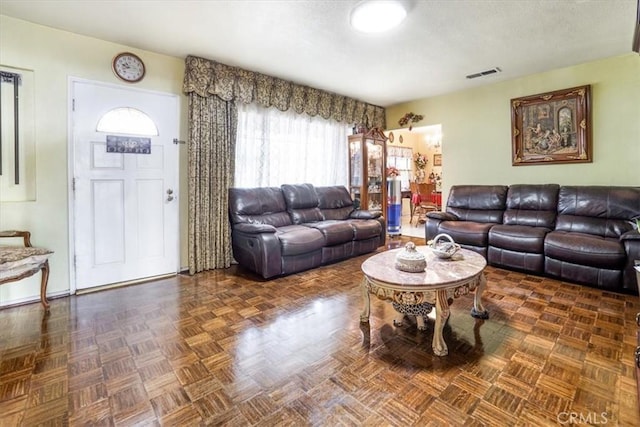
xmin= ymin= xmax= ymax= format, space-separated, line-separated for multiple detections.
xmin=183 ymin=55 xmax=385 ymax=128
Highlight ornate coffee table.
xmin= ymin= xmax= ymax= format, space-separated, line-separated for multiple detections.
xmin=360 ymin=246 xmax=488 ymax=356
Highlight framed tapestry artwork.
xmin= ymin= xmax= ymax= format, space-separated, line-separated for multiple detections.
xmin=433 ymin=153 xmax=442 ymax=166
xmin=511 ymin=85 xmax=592 ymax=166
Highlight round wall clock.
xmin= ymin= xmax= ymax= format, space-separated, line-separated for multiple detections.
xmin=112 ymin=52 xmax=145 ymax=83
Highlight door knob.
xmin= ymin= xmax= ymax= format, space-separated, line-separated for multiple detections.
xmin=167 ymin=195 xmax=174 ymax=202
xmin=166 ymin=189 xmax=173 ymax=195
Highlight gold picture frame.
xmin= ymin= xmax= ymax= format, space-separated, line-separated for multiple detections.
xmin=433 ymin=154 xmax=442 ymax=166
xmin=511 ymin=85 xmax=591 ymax=166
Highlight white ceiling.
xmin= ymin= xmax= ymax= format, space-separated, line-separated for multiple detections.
xmin=1 ymin=0 xmax=637 ymax=107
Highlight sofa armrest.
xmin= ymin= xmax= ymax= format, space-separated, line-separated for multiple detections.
xmin=427 ymin=211 xmax=457 ymax=221
xmin=620 ymin=230 xmax=640 ymax=293
xmin=622 ymin=230 xmax=640 ymax=293
xmin=621 ymin=230 xmax=640 ymax=241
xmin=233 ymin=223 xmax=277 ymax=234
xmin=349 ymin=210 xmax=382 ymax=220
xmin=231 ymin=226 xmax=282 ymax=279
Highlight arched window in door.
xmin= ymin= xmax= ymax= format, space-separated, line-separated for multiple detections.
xmin=96 ymin=107 xmax=158 ymax=136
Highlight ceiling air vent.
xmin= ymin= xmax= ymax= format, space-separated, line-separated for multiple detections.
xmin=466 ymin=67 xmax=502 ymax=79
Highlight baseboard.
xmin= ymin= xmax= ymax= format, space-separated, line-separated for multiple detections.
xmin=75 ymin=273 xmax=177 ymax=295
xmin=0 ymin=290 xmax=70 ymax=309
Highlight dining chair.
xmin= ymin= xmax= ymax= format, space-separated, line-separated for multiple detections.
xmin=414 ymin=183 xmax=438 ymax=225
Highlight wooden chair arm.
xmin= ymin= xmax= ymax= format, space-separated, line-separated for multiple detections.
xmin=0 ymin=230 xmax=32 ymax=247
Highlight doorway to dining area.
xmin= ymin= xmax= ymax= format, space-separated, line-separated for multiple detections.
xmin=385 ymin=124 xmax=443 ymax=239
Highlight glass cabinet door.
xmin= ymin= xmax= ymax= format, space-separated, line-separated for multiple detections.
xmin=366 ymin=139 xmax=384 ymax=212
xmin=349 ymin=138 xmax=363 ymax=208
xmin=348 ymin=129 xmax=387 ymax=216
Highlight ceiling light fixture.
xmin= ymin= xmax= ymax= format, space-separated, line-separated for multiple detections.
xmin=350 ymin=0 xmax=407 ymax=34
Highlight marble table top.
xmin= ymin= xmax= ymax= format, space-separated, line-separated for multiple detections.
xmin=361 ymin=246 xmax=486 ymax=289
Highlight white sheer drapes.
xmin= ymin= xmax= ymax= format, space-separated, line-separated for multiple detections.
xmin=235 ymin=103 xmax=349 ymax=188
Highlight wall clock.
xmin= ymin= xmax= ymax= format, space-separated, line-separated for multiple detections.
xmin=112 ymin=52 xmax=145 ymax=83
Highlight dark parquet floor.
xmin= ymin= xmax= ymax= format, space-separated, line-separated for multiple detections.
xmin=1 ymin=236 xmax=639 ymax=426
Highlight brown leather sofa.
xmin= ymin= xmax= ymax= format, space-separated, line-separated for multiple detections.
xmin=229 ymin=183 xmax=385 ymax=278
xmin=426 ymin=184 xmax=640 ymax=294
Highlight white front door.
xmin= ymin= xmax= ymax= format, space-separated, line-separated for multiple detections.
xmin=71 ymin=81 xmax=179 ymax=290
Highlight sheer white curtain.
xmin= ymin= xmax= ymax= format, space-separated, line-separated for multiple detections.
xmin=235 ymin=102 xmax=350 ymax=187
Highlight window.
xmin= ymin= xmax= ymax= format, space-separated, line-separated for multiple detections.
xmin=96 ymin=107 xmax=158 ymax=136
xmin=235 ymin=103 xmax=350 ymax=188
xmin=387 ymin=146 xmax=413 ymax=190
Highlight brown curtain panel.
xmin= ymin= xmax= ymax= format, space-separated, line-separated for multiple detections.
xmin=187 ymin=93 xmax=237 ymax=274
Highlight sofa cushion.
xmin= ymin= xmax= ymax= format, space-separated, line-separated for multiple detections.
xmin=555 ymin=186 xmax=640 ymax=238
xmin=275 ymin=225 xmax=325 ymax=256
xmin=489 ymin=224 xmax=550 ymax=253
xmin=545 ymin=258 xmax=622 ymax=291
xmin=281 ymin=183 xmax=323 ymax=224
xmin=304 ymin=221 xmax=355 ymax=246
xmin=229 ymin=187 xmax=292 ymax=227
xmin=446 ymin=185 xmax=508 ymax=223
xmin=503 ymin=184 xmax=559 ymax=228
xmin=316 ymin=186 xmax=355 ymax=220
xmin=544 ymin=230 xmax=626 ymax=269
xmin=488 ymin=247 xmax=545 ymax=273
xmin=347 ymin=219 xmax=382 ymax=241
xmin=438 ymin=221 xmax=496 ymax=247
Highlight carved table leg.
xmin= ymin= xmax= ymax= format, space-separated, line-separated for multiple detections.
xmin=416 ymin=316 xmax=427 ymax=331
xmin=393 ymin=313 xmax=404 ymax=327
xmin=40 ymin=261 xmax=50 ymax=311
xmin=433 ymin=289 xmax=450 ymax=356
xmin=471 ymin=273 xmax=489 ymax=319
xmin=360 ymin=277 xmax=371 ymax=323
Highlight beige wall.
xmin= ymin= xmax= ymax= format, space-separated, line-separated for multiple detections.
xmin=386 ymin=53 xmax=640 ymax=204
xmin=0 ymin=16 xmax=189 ymax=305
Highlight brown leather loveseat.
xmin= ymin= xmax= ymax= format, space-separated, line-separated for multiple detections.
xmin=426 ymin=184 xmax=640 ymax=294
xmin=229 ymin=183 xmax=385 ymax=278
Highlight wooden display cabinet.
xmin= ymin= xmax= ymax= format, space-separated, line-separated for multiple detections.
xmin=348 ymin=128 xmax=387 ymax=216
